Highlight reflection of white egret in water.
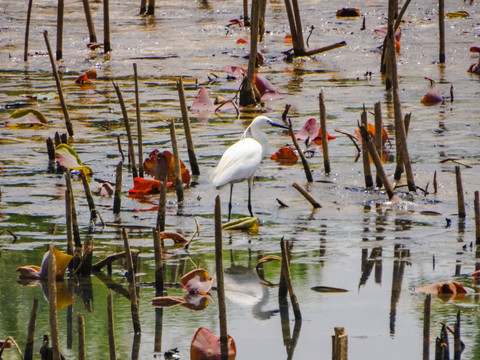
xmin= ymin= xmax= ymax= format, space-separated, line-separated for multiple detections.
xmin=223 ymin=249 xmax=278 ymax=320
xmin=212 ymin=116 xmax=288 ymax=220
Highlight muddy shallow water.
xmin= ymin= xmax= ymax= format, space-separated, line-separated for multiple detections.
xmin=1 ymin=0 xmax=480 ymax=359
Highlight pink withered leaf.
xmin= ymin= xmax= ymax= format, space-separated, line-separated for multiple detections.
xmin=181 ymin=268 xmax=213 ymax=295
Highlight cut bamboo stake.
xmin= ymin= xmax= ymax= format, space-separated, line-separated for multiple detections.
xmin=80 ymin=171 xmax=97 ymax=230
xmin=169 ymin=120 xmax=184 ymax=202
xmin=48 ymin=244 xmax=61 ymax=360
xmin=43 ymin=31 xmax=74 ymax=137
xmin=438 ymin=0 xmax=445 ymax=63
xmin=107 ymin=292 xmax=116 ymax=360
xmin=66 ymin=188 xmax=73 ymax=256
xmin=103 ymin=0 xmax=111 ymax=52
xmin=258 ymin=0 xmax=266 ymax=41
xmin=214 ymin=195 xmax=229 ymax=359
xmin=24 ymin=298 xmax=38 ymax=360
xmin=177 ymin=78 xmax=200 ymax=176
xmin=319 ymin=90 xmax=330 ymax=174
xmin=113 ymin=161 xmax=123 ymax=214
xmin=374 ymin=102 xmax=383 ymax=188
xmin=133 ymin=63 xmax=144 ymax=178
xmin=358 ymin=124 xmax=395 ymax=199
xmin=243 ymin=0 xmax=249 ymax=26
xmin=24 ymin=0 xmax=34 ymax=61
xmin=56 ymin=0 xmax=64 ymax=60
xmin=361 ymin=106 xmax=374 ymax=188
xmin=113 ymin=81 xmax=138 ymax=178
xmin=332 ymin=327 xmax=348 ymax=360
xmin=153 ymin=229 xmax=164 ymax=296
xmin=292 ymin=182 xmax=321 ymax=208
xmin=82 ymin=0 xmax=97 ymax=43
xmin=456 ymin=166 xmax=466 ymax=218
xmin=146 ymin=0 xmax=155 ymax=15
xmin=280 ymin=237 xmax=301 ymax=320
xmin=423 ymin=294 xmax=431 ymax=360
xmin=122 ymin=228 xmax=141 ymax=335
xmin=475 ymin=191 xmax=480 ymax=245
xmin=240 ymin=0 xmax=260 ymax=107
xmin=78 ymin=313 xmax=85 ymax=360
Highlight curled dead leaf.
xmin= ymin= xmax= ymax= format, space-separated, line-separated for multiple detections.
xmin=190 ymin=327 xmax=236 ymax=360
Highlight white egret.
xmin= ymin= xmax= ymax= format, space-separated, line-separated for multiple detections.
xmin=212 ymin=116 xmax=288 ymax=220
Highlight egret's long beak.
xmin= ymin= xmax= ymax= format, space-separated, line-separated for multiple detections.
xmin=268 ymin=121 xmax=289 ymax=130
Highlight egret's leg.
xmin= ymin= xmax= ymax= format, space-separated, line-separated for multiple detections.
xmin=228 ymin=183 xmax=234 ymax=221
xmin=247 ymin=177 xmax=254 ymax=217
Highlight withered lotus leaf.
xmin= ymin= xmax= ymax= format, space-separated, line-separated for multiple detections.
xmin=296 ymin=118 xmax=319 ymax=141
xmin=160 ymin=231 xmax=188 ymax=244
xmin=151 ymin=296 xmax=186 ymax=308
xmin=55 ymin=144 xmax=92 ymax=175
xmin=311 ymin=128 xmax=337 ymax=146
xmin=354 ymin=123 xmax=389 ymax=146
xmin=5 ymin=109 xmax=47 ymax=127
xmin=190 ymin=87 xmax=217 ymax=113
xmin=222 ymin=66 xmax=246 ymax=79
xmin=254 ymin=74 xmax=284 ymax=101
xmin=236 ymin=38 xmax=247 ymax=44
xmin=445 ymin=11 xmax=469 ymax=18
xmin=270 ymin=147 xmax=298 ymax=165
xmin=181 ymin=293 xmax=214 ymax=311
xmin=181 ymin=268 xmax=213 ymax=295
xmin=222 ymin=216 xmax=258 ymax=231
xmin=143 ymin=149 xmax=190 ymax=186
xmin=17 ymin=246 xmax=73 ymax=280
xmin=0 ymin=339 xmax=12 ymax=349
xmin=420 ymin=90 xmax=443 ymax=105
xmin=190 ymin=327 xmax=236 ymax=360
xmin=128 ymin=177 xmax=162 ymax=196
xmin=284 ymin=33 xmax=293 ymax=44
xmin=413 ymin=281 xmax=469 ymax=301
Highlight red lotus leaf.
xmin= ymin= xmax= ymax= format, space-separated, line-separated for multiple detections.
xmin=254 ymin=74 xmax=284 ymax=101
xmin=128 ymin=177 xmax=162 ymax=196
xmin=191 ymin=327 xmax=236 ymax=360
xmin=143 ymin=149 xmax=190 ymax=186
xmin=354 ymin=123 xmax=389 ymax=147
xmin=222 ymin=66 xmax=247 ymax=79
xmin=296 ymin=118 xmax=320 ymax=141
xmin=228 ymin=19 xmax=243 ymax=27
xmin=0 ymin=340 xmax=12 ymax=350
xmin=151 ymin=296 xmax=186 ymax=308
xmin=312 ymin=127 xmax=337 ymax=146
xmin=236 ymin=38 xmax=247 ymax=44
xmin=284 ymin=33 xmax=293 ymax=44
xmin=421 ymin=90 xmax=443 ymax=105
xmin=271 ymin=147 xmax=298 ymax=165
xmin=472 ymin=270 xmax=480 ymax=278
xmin=75 ymin=69 xmax=97 ymax=84
xmin=413 ymin=281 xmax=468 ymax=301
xmin=181 ymin=268 xmax=213 ymax=295
xmin=470 ymin=46 xmax=480 ymax=53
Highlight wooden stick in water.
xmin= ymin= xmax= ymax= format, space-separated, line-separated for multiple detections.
xmin=475 ymin=191 xmax=480 ymax=245
xmin=113 ymin=161 xmax=123 ymax=214
xmin=113 ymin=81 xmax=138 ymax=178
xmin=48 ymin=244 xmax=61 ymax=360
xmin=78 ymin=313 xmax=85 ymax=360
xmin=146 ymin=0 xmax=155 ymax=15
xmin=122 ymin=228 xmax=141 ymax=335
xmin=361 ymin=106 xmax=373 ymax=188
xmin=177 ymin=78 xmax=200 ymax=176
xmin=153 ymin=229 xmax=164 ymax=296
xmin=103 ymin=0 xmax=111 ymax=52
xmin=24 ymin=298 xmax=38 ymax=360
xmin=107 ymin=292 xmax=116 ymax=360
xmin=82 ymin=0 xmax=97 ymax=43
xmin=169 ymin=120 xmax=184 ymax=203
xmin=292 ymin=182 xmax=321 ymax=208
xmin=332 ymin=327 xmax=348 ymax=360
xmin=319 ymin=90 xmax=331 ymax=174
xmin=438 ymin=0 xmax=445 ymax=63
xmin=423 ymin=295 xmax=431 ymax=360
xmin=140 ymin=0 xmax=147 ymax=15
xmin=24 ymin=0 xmax=34 ymax=61
xmin=455 ymin=166 xmax=466 ymax=218
xmin=214 ymin=195 xmax=229 ymax=359
xmin=133 ymin=63 xmax=144 ymax=178
xmin=43 ymin=31 xmax=74 ymax=137
xmin=280 ymin=237 xmax=301 ymax=320
xmin=56 ymin=0 xmax=64 ymax=60
xmin=80 ymin=171 xmax=97 ymax=230
xmin=374 ymin=102 xmax=383 ymax=188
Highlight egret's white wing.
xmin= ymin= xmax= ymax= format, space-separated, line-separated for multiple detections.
xmin=212 ymin=138 xmax=263 ymax=189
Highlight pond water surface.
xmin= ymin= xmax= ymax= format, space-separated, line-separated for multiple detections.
xmin=1 ymin=0 xmax=480 ymax=359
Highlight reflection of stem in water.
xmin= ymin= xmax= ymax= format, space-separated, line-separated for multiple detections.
xmin=390 ymin=245 xmax=410 ymax=335
xmin=25 ymin=298 xmax=38 ymax=360
xmin=131 ymin=333 xmax=141 ymax=360
xmin=423 ymin=294 xmax=430 ymax=360
xmin=154 ymin=308 xmax=163 ymax=353
xmin=107 ymin=292 xmax=116 ymax=360
xmin=122 ymin=228 xmax=141 ymax=335
xmin=359 ymin=247 xmax=382 ymax=288
xmin=78 ymin=312 xmax=85 ymax=360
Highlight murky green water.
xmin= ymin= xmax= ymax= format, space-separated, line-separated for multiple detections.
xmin=1 ymin=0 xmax=480 ymax=359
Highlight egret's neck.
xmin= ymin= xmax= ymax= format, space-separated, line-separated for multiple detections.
xmin=244 ymin=126 xmax=269 ymax=158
